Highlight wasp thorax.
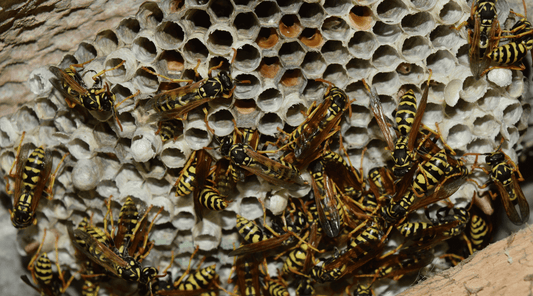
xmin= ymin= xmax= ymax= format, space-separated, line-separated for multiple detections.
xmin=219 ymin=71 xmax=233 ymax=91
xmin=486 ymin=151 xmax=504 ymax=166
xmin=229 ymin=143 xmax=250 ymax=165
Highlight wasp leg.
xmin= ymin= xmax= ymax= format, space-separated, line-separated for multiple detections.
xmin=44 ymin=151 xmax=70 ymax=200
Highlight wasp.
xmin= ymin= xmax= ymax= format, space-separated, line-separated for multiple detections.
xmin=4 ymin=132 xmax=69 ymax=229
xmin=371 ymin=248 xmax=434 ymax=280
xmin=21 ymin=229 xmax=74 ymax=296
xmin=296 ymin=278 xmax=315 ymax=296
xmin=231 ymin=255 xmax=261 ymax=296
xmin=219 ymin=127 xmax=261 ymax=185
xmin=322 ymin=218 xmax=385 ymax=277
xmin=280 ymin=223 xmax=321 ymax=277
xmin=365 ymin=71 xmax=432 ymax=177
xmin=144 ymin=61 xmax=234 ymax=122
xmin=229 ymin=143 xmax=305 ymax=190
xmin=158 ymin=119 xmax=184 ymax=142
xmin=468 ymin=144 xmax=529 ymax=225
xmin=483 ymin=2 xmax=533 ymax=75
xmin=465 ymin=205 xmax=492 ymax=254
xmin=49 ymin=59 xmax=136 ymax=131
xmin=308 ymin=158 xmax=343 ymax=238
xmin=311 ymin=248 xmax=346 ymax=283
xmin=367 ymin=166 xmax=395 ymax=197
xmin=321 ymin=149 xmax=364 ymax=198
xmin=157 ymin=247 xmax=228 ymax=296
xmin=269 ymin=80 xmax=349 ymax=168
xmin=397 ymin=207 xmax=470 ymax=248
xmin=235 ymin=215 xmax=268 ymax=245
xmin=352 ymin=284 xmax=374 ymax=296
xmin=68 ymin=224 xmax=159 ymax=287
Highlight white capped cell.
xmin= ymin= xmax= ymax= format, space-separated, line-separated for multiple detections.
xmin=72 ymin=158 xmax=101 ymax=191
xmin=487 ymin=68 xmax=513 ymax=88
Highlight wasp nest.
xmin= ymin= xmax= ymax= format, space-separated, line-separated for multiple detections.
xmin=1 ymin=0 xmax=532 ymax=295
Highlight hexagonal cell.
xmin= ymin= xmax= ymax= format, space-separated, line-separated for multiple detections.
xmin=166 ymin=0 xmax=185 ymax=12
xmin=430 ymin=25 xmax=465 ymax=51
xmin=258 ymin=56 xmax=281 ymax=79
xmin=34 ymin=98 xmax=58 ymax=121
xmin=323 ymin=0 xmax=351 ymax=15
xmin=254 ymin=1 xmax=281 ymax=25
xmin=396 ymin=63 xmax=424 ymax=83
xmin=234 ymin=43 xmax=261 ymax=71
xmin=401 ymin=12 xmax=435 ymax=36
xmin=234 ymin=73 xmax=261 ymax=99
xmin=234 ymin=12 xmax=260 ymax=40
xmin=321 ymin=16 xmax=350 ymax=40
xmin=302 ymin=51 xmax=327 ymax=77
xmin=279 ymin=14 xmax=302 ymax=38
xmin=372 ymin=45 xmax=401 ymax=72
xmin=461 ymin=76 xmax=488 ymax=103
xmin=206 ymin=27 xmax=234 ymax=55
xmin=446 ymin=124 xmax=471 ymax=149
xmin=371 ymin=71 xmax=400 ymax=96
xmin=133 ymin=66 xmax=160 ymax=93
xmin=439 ymin=0 xmax=463 ymax=24
xmin=321 ymin=40 xmax=350 ymax=65
xmin=444 ymin=98 xmax=474 ymax=121
xmin=346 ymin=58 xmax=372 ymax=80
xmin=233 ymin=0 xmax=255 ymax=8
xmin=298 ymin=2 xmax=325 ymax=27
xmin=302 ymin=77 xmax=327 ymax=102
xmin=456 ymin=43 xmax=470 ymax=66
xmin=158 ymin=50 xmax=185 ymax=73
xmin=349 ymin=5 xmax=373 ymax=30
xmin=116 ymin=18 xmax=140 ymax=44
xmin=184 ymin=9 xmax=212 ymax=33
xmin=278 ymin=41 xmax=305 ymax=67
xmin=421 ymin=102 xmax=444 ymax=128
xmin=207 ymin=107 xmax=235 ymax=136
xmin=136 ymin=2 xmax=164 ymax=29
xmin=255 ymin=27 xmax=279 ymax=49
xmin=376 ymin=0 xmax=408 ymax=24
xmin=473 ymin=114 xmax=499 ymax=137
xmin=426 ymin=50 xmax=457 ymax=77
xmin=282 ymin=93 xmax=307 ymax=126
xmin=411 ymin=0 xmax=437 ymax=10
xmin=257 ymin=112 xmax=283 ymax=136
xmin=183 ymin=38 xmax=209 ymax=64
xmin=322 ymin=64 xmax=349 ymax=89
xmin=401 ymin=35 xmax=431 ymax=62
xmin=155 ymin=21 xmax=185 ymax=50
xmin=132 ymin=36 xmax=159 ymax=63
xmin=276 ymin=0 xmax=303 ymax=13
xmin=184 ymin=120 xmax=212 ymax=150
xmin=233 ymin=99 xmax=260 ymax=125
xmin=343 ymin=126 xmax=370 ymax=148
xmin=208 ymin=55 xmax=231 ymax=73
xmin=503 ymin=102 xmax=522 ymax=125
xmin=257 ymin=88 xmax=283 ymax=112
xmin=348 ymin=31 xmax=378 ymax=60
xmin=208 ymin=0 xmax=235 ymax=20
xmin=372 ymin=21 xmax=402 ymax=45
xmin=74 ymin=42 xmax=97 ymax=64
xmin=95 ymin=30 xmax=119 ymax=56
xmin=299 ymin=28 xmax=324 ymax=48
xmin=279 ymin=68 xmax=305 ymax=91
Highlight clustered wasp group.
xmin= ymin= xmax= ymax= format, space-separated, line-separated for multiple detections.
xmin=2 ymin=0 xmax=532 ymax=295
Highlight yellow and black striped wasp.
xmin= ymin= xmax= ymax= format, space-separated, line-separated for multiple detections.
xmin=229 ymin=255 xmax=262 ymax=296
xmin=273 ymin=80 xmax=350 ymax=169
xmin=368 ymin=247 xmax=434 ymax=281
xmin=68 ymin=221 xmax=160 ymax=289
xmin=364 ymin=70 xmax=432 ymax=177
xmin=397 ymin=207 xmax=470 ymax=249
xmin=158 ymin=119 xmax=184 ymax=142
xmin=4 ymin=132 xmax=69 ymax=229
xmin=143 ymin=60 xmax=235 ymax=122
xmin=229 ymin=143 xmax=305 ymax=190
xmin=49 ymin=59 xmax=137 ymax=132
xmin=467 ymin=142 xmax=529 ymax=225
xmin=308 ymin=158 xmax=343 ymax=238
xmin=483 ymin=0 xmax=533 ymax=75
xmin=21 ymin=229 xmax=74 ymax=296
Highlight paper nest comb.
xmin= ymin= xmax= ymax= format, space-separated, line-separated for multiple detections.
xmin=0 ymin=0 xmax=531 ymax=295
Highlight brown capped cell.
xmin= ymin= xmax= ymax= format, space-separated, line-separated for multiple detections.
xmin=279 ymin=14 xmax=302 ymax=38
xmin=299 ymin=28 xmax=324 ymax=48
xmin=349 ymin=5 xmax=373 ymax=30
xmin=159 ymin=50 xmax=184 ymax=72
xmin=259 ymin=56 xmax=281 ymax=79
xmin=256 ymin=27 xmax=279 ymax=49
xmin=234 ymin=99 xmax=257 ymax=115
xmin=280 ymin=68 xmax=304 ymax=87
